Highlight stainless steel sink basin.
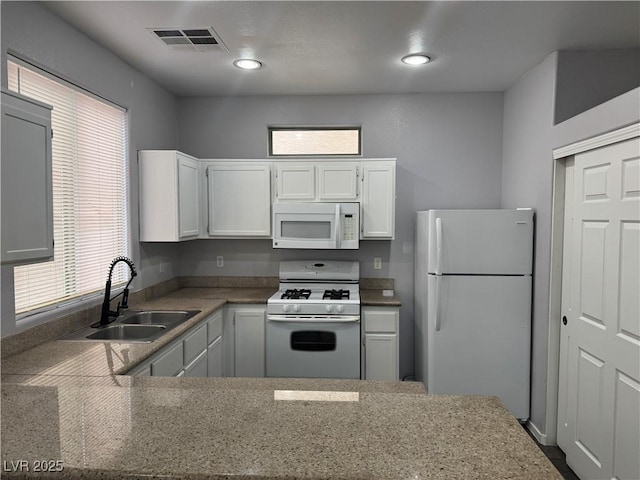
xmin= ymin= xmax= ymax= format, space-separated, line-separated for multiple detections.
xmin=85 ymin=324 xmax=166 ymax=341
xmin=120 ymin=310 xmax=196 ymax=325
xmin=60 ymin=309 xmax=201 ymax=343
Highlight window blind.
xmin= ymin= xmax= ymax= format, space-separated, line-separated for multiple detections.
xmin=8 ymin=59 xmax=129 ymax=316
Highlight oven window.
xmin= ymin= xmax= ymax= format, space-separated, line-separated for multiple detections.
xmin=281 ymin=221 xmax=331 ymax=239
xmin=290 ymin=331 xmax=336 ymax=351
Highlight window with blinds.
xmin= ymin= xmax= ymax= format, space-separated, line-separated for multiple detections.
xmin=7 ymin=58 xmax=129 ymax=316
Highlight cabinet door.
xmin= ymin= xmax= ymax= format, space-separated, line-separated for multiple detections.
xmin=361 ymin=162 xmax=395 ymax=239
xmin=184 ymin=349 xmax=208 ymax=377
xmin=276 ymin=164 xmax=315 ymax=200
xmin=177 ymin=153 xmax=200 ymax=238
xmin=207 ymin=164 xmax=271 ymax=236
xmin=207 ymin=335 xmax=223 ymax=377
xmin=364 ymin=334 xmax=398 ymax=381
xmin=1 ymin=92 xmax=53 ymax=264
xmin=362 ymin=306 xmax=399 ymax=381
xmin=151 ymin=341 xmax=184 ymax=377
xmin=234 ymin=308 xmax=265 ymax=377
xmin=317 ymin=163 xmax=359 ymax=201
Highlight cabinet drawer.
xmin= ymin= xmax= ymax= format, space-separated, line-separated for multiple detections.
xmin=363 ymin=309 xmax=398 ymax=333
xmin=151 ymin=341 xmax=184 ymax=376
xmin=184 ymin=323 xmax=207 ymax=365
xmin=207 ymin=310 xmax=223 ymax=344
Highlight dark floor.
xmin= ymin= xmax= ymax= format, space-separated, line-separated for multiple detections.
xmin=524 ymin=426 xmax=580 ymax=480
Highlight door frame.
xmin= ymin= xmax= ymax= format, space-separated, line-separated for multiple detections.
xmin=543 ymin=122 xmax=640 ymax=446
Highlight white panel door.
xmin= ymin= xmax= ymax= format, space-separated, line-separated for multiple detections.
xmin=559 ymin=137 xmax=640 ymax=480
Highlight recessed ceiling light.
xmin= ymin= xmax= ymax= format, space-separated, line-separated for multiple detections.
xmin=233 ymin=59 xmax=263 ymax=70
xmin=401 ymin=54 xmax=431 ymax=66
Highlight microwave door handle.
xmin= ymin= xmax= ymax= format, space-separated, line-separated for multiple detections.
xmin=335 ymin=204 xmax=341 ymax=249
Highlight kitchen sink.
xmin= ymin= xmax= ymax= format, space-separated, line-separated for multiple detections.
xmin=85 ymin=324 xmax=166 ymax=341
xmin=60 ymin=309 xmax=201 ymax=343
xmin=120 ymin=310 xmax=196 ymax=325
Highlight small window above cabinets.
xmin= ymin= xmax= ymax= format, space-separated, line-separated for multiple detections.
xmin=275 ymin=161 xmax=359 ymax=202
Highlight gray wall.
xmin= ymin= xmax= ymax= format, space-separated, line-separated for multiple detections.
xmin=0 ymin=2 xmax=179 ymax=336
xmin=177 ymin=93 xmax=504 ymax=378
xmin=555 ymin=48 xmax=640 ymax=125
xmin=502 ymin=49 xmax=640 ymax=439
xmin=501 ymin=52 xmax=559 ymax=435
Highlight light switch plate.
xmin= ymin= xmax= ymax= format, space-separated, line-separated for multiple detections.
xmin=374 ymin=257 xmax=382 ymax=269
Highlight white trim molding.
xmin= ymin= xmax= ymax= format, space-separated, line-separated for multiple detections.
xmin=527 ymin=420 xmax=549 ymax=446
xmin=553 ymin=123 xmax=640 ymax=159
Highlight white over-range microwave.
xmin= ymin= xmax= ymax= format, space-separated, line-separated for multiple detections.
xmin=272 ymin=202 xmax=359 ymax=249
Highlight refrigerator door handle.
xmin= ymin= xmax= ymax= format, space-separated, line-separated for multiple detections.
xmin=434 ymin=275 xmax=442 ymax=332
xmin=435 ymin=217 xmax=443 ymax=275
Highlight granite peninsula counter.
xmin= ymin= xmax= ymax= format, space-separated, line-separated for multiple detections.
xmin=1 ymin=286 xmax=561 ymax=479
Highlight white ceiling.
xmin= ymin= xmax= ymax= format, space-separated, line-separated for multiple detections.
xmin=43 ymin=1 xmax=640 ymax=97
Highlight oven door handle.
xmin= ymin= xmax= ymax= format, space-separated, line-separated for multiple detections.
xmin=267 ymin=315 xmax=360 ymax=323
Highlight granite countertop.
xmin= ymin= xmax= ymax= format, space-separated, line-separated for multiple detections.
xmin=1 ymin=375 xmax=561 ymax=480
xmin=0 ymin=297 xmax=227 ymax=378
xmin=360 ymin=289 xmax=401 ymax=306
xmin=1 ymin=286 xmax=560 ymax=479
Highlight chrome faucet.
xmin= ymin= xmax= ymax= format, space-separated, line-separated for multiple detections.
xmin=97 ymin=256 xmax=137 ymax=326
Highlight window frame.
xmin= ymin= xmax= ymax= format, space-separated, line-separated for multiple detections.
xmin=7 ymin=54 xmax=132 ymax=323
xmin=268 ymin=126 xmax=362 ymax=157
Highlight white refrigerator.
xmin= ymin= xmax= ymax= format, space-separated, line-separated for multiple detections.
xmin=414 ymin=209 xmax=533 ymax=420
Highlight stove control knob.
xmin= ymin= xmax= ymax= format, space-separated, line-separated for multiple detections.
xmin=325 ymin=304 xmax=333 ymax=313
xmin=282 ymin=304 xmax=290 ymax=313
xmin=293 ymin=304 xmax=301 ymax=313
xmin=336 ymin=305 xmax=344 ymax=313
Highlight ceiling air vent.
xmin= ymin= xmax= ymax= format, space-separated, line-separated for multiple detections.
xmin=149 ymin=27 xmax=228 ymax=53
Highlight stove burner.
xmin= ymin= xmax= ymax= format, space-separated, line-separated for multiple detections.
xmin=323 ymin=289 xmax=350 ymax=300
xmin=281 ymin=289 xmax=311 ymax=300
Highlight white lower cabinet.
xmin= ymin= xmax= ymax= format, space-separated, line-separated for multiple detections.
xmin=231 ymin=306 xmax=266 ymax=378
xmin=362 ymin=306 xmax=399 ymax=381
xmin=128 ymin=308 xmax=223 ymax=377
xmin=184 ymin=349 xmax=208 ymax=377
xmin=150 ymin=341 xmax=184 ymax=377
xmin=207 ymin=336 xmax=223 ymax=377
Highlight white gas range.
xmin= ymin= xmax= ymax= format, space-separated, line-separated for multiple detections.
xmin=266 ymin=260 xmax=361 ymax=379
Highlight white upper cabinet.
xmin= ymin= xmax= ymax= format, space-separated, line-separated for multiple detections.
xmin=177 ymin=155 xmax=200 ymax=238
xmin=139 ymin=150 xmax=200 ymax=242
xmin=317 ymin=162 xmax=359 ymax=201
xmin=1 ymin=90 xmax=54 ymax=265
xmin=361 ymin=161 xmax=396 ymax=239
xmin=276 ymin=161 xmax=360 ymax=201
xmin=205 ymin=163 xmax=271 ymax=237
xmin=275 ymin=163 xmax=316 ymax=200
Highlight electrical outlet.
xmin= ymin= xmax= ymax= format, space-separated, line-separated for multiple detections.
xmin=216 ymin=256 xmax=224 ymax=268
xmin=374 ymin=257 xmax=382 ymax=270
